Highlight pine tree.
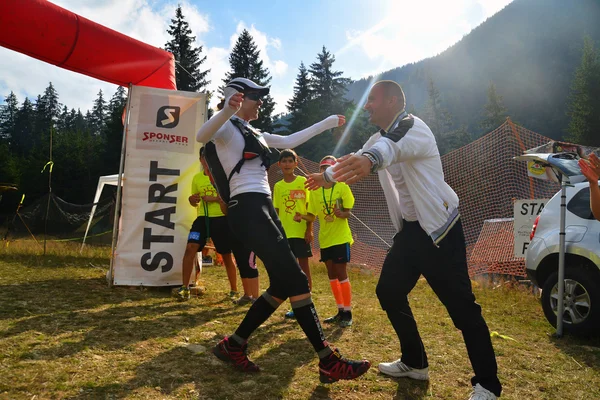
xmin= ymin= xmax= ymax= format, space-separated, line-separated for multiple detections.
xmin=89 ymin=90 xmax=107 ymax=135
xmin=423 ymin=77 xmax=452 ymax=140
xmin=0 ymin=91 xmax=19 ymax=141
xmin=566 ymin=36 xmax=600 ymax=146
xmin=286 ymin=62 xmax=314 ymax=133
xmin=103 ymin=86 xmax=129 ymax=173
xmin=438 ymin=126 xmax=471 ymax=155
xmin=288 ymin=47 xmax=353 ymax=160
xmin=165 ymin=5 xmax=210 ymax=92
xmin=223 ymin=29 xmax=275 ymax=132
xmin=308 ymin=46 xmax=352 ymax=120
xmin=12 ymin=98 xmax=35 ymax=156
xmin=480 ymin=82 xmax=508 ymax=133
xmin=74 ymin=109 xmax=87 ymax=133
xmin=32 ymin=83 xmax=62 ymax=151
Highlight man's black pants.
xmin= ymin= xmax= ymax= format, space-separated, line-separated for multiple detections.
xmin=376 ymin=219 xmax=501 ymax=397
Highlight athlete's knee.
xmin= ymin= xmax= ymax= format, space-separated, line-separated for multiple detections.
xmin=239 ymin=266 xmax=258 ymax=279
xmin=376 ymin=280 xmax=403 ymax=310
xmin=447 ymin=301 xmax=484 ymax=331
xmin=185 ymin=243 xmax=200 ymax=255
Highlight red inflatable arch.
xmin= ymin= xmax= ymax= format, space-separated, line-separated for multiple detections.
xmin=0 ymin=0 xmax=176 ymax=90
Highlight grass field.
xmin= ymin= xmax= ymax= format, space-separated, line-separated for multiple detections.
xmin=1 ymin=241 xmax=599 ymax=399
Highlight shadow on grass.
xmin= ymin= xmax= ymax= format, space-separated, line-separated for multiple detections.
xmin=550 ymin=334 xmax=600 ymax=370
xmin=392 ymin=378 xmax=430 ymax=399
xmin=4 ymin=300 xmax=249 ymax=361
xmin=73 ymin=323 xmax=322 ymax=399
xmin=0 ymin=277 xmax=132 ymax=320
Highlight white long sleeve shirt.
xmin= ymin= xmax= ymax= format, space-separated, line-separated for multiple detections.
xmin=196 ymin=105 xmax=339 ymax=198
xmin=328 ymin=113 xmax=460 ymax=245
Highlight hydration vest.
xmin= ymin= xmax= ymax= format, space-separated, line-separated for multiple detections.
xmin=203 ymin=118 xmax=272 ymax=203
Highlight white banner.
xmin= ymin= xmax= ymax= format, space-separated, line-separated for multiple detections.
xmin=114 ymin=86 xmax=205 ymax=286
xmin=513 ymin=199 xmax=548 ymax=258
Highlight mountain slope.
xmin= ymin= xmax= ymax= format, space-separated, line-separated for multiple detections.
xmin=346 ymin=0 xmax=600 ymax=139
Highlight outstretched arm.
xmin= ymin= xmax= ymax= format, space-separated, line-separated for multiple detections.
xmin=263 ymin=115 xmax=345 ymax=149
xmin=195 ymin=93 xmax=243 ymax=143
xmin=579 ymin=154 xmax=600 ymax=221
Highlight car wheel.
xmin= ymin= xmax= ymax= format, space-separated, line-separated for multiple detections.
xmin=541 ymin=266 xmax=600 ymax=336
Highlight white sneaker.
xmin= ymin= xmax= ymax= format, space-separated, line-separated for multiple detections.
xmin=469 ymin=384 xmax=497 ymax=400
xmin=377 ymin=358 xmax=429 ymax=380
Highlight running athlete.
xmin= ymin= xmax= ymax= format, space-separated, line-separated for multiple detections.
xmin=307 ymin=156 xmax=356 ymax=327
xmin=273 ymin=149 xmax=314 ymax=319
xmin=195 ymin=77 xmax=370 ymax=383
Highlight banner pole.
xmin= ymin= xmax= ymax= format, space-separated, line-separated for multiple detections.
xmin=109 ymin=84 xmax=133 ymax=288
xmin=43 ymin=127 xmax=53 ymax=256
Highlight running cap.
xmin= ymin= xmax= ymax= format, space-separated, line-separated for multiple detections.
xmin=224 ymin=77 xmax=270 ymax=99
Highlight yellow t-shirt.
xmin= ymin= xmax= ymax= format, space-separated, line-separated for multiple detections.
xmin=192 ymin=172 xmax=225 ymax=217
xmin=273 ymin=176 xmax=311 ymax=239
xmin=308 ymin=182 xmax=355 ymax=248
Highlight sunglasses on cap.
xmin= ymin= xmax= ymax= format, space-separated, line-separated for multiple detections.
xmin=245 ymin=92 xmax=264 ymax=101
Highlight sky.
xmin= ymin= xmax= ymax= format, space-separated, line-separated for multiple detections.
xmin=0 ymin=0 xmax=513 ymax=116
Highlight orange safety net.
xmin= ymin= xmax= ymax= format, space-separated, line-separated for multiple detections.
xmin=267 ymin=118 xmax=560 ymax=278
xmin=0 ymin=0 xmax=176 ymax=90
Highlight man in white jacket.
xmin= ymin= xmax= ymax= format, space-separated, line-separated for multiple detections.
xmin=306 ymin=81 xmax=501 ymax=400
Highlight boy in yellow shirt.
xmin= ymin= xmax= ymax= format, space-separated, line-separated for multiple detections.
xmin=273 ymin=149 xmax=313 ymax=318
xmin=307 ymin=156 xmax=355 ymax=327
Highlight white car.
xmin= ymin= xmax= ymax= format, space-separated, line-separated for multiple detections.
xmin=526 ymin=181 xmax=600 ymax=336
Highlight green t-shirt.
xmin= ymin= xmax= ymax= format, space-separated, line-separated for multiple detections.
xmin=273 ymin=176 xmax=311 ymax=239
xmin=308 ymin=182 xmax=355 ymax=248
xmin=192 ymin=172 xmax=224 ymax=217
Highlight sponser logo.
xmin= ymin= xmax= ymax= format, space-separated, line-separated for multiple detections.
xmin=142 ymin=132 xmax=189 ymax=144
xmin=156 ymin=106 xmax=180 ymax=128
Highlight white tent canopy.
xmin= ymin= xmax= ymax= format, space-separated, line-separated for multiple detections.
xmin=81 ymin=174 xmax=122 ymax=251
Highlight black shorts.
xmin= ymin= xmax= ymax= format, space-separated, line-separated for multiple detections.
xmin=320 ymin=243 xmax=351 ymax=263
xmin=227 ymin=192 xmax=310 ymax=299
xmin=288 ymin=238 xmax=313 ymax=259
xmin=187 ymin=216 xmax=231 ymax=254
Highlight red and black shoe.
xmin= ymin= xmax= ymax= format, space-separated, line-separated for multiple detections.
xmin=318 ymin=348 xmax=371 ymax=383
xmin=213 ymin=336 xmax=260 ymax=372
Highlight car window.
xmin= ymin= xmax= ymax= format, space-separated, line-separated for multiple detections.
xmin=567 ymin=187 xmax=595 ymax=220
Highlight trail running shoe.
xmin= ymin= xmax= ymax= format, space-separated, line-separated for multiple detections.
xmin=469 ymin=384 xmax=498 ymax=400
xmin=324 ymin=310 xmax=342 ymax=324
xmin=213 ymin=337 xmax=260 ymax=372
xmin=176 ymin=286 xmax=190 ymax=302
xmin=229 ymin=290 xmax=240 ymax=298
xmin=377 ymin=358 xmax=429 ymax=380
xmin=284 ymin=310 xmax=296 ymax=319
xmin=233 ymin=295 xmax=254 ymax=305
xmin=339 ymin=310 xmax=353 ymax=327
xmin=318 ymin=348 xmax=371 ymax=383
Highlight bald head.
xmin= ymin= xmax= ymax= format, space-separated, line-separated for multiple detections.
xmin=364 ymin=80 xmax=407 ymax=129
xmin=373 ymin=80 xmax=406 ymax=111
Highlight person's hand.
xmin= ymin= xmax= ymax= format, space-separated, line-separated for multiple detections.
xmin=589 ymin=154 xmax=600 ymax=175
xmin=336 ymin=153 xmax=353 ymax=163
xmin=228 ymin=92 xmax=244 ymax=111
xmin=202 ymin=195 xmax=219 ymax=203
xmin=336 ymin=115 xmax=346 ymax=127
xmin=305 ymin=173 xmax=326 ymax=190
xmin=293 ymin=212 xmax=303 ymax=222
xmin=189 ymin=193 xmax=201 ymax=207
xmin=333 ymin=205 xmax=344 ymax=218
xmin=304 ymin=229 xmax=314 ymax=245
xmin=579 ymin=155 xmax=600 ymax=183
xmin=332 ymin=154 xmax=372 ymax=184
xmin=218 ymin=198 xmax=228 ymax=215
